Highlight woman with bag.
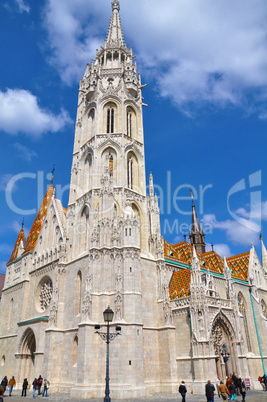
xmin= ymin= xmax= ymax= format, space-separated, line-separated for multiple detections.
xmin=42 ymin=379 xmax=50 ymax=397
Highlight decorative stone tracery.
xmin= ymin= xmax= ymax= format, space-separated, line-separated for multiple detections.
xmin=39 ymin=278 xmax=53 ymax=311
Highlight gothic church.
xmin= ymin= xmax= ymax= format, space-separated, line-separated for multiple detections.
xmin=0 ymin=1 xmax=266 ymax=398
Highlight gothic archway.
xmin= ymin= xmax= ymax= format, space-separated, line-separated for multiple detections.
xmin=210 ymin=313 xmax=237 ymax=381
xmin=17 ymin=328 xmax=36 ymax=383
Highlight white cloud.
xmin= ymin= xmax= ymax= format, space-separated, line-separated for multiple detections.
xmin=206 ymin=242 xmax=231 ymax=258
xmin=42 ymin=0 xmax=267 ymax=116
xmin=203 ymin=213 xmax=260 ymax=246
xmin=15 ymin=0 xmax=30 ymax=13
xmin=236 ymin=201 xmax=267 ymax=221
xmin=0 ymin=89 xmax=72 ymax=137
xmin=13 ymin=143 xmax=37 ymax=162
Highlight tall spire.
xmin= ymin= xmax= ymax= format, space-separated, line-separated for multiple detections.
xmin=106 ymin=0 xmax=125 ymax=46
xmin=189 ymin=190 xmax=206 ymax=254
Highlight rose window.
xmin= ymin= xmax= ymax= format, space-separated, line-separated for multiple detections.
xmin=39 ymin=279 xmax=53 ymax=311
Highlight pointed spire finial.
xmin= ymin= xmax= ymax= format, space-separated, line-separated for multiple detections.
xmin=112 ymin=0 xmax=120 ymax=12
xmin=260 ymin=233 xmax=263 ymax=241
xmin=211 ymin=244 xmax=214 ymax=252
xmin=21 ymin=217 xmax=24 ymax=230
xmin=190 ymin=187 xmax=194 ymax=202
xmin=51 ymin=164 xmax=55 ymax=184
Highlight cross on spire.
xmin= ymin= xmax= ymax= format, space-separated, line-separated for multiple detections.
xmin=21 ymin=217 xmax=24 ymax=230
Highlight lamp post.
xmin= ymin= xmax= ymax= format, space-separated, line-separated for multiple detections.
xmin=221 ymin=343 xmax=230 ymax=377
xmin=95 ymin=306 xmax=121 ymax=402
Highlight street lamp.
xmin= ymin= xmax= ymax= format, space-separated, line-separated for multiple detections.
xmin=221 ymin=343 xmax=230 ymax=377
xmin=95 ymin=306 xmax=121 ymax=402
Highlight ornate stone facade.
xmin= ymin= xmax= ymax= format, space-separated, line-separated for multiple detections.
xmin=0 ymin=1 xmax=266 ymax=399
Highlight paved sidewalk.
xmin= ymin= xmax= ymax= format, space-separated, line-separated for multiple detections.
xmin=3 ymin=389 xmax=267 ymax=401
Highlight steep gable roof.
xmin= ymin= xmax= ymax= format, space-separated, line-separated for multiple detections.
xmin=8 ymin=228 xmax=25 ymax=263
xmin=226 ymin=251 xmax=250 ymax=281
xmin=23 ymin=184 xmax=54 ymax=254
xmin=169 ymin=269 xmax=191 ymax=300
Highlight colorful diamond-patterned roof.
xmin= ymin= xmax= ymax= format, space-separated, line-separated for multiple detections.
xmin=8 ymin=228 xmax=25 ymax=263
xmin=226 ymin=251 xmax=250 ymax=281
xmin=169 ymin=269 xmax=191 ymax=299
xmin=23 ymin=184 xmax=54 ymax=254
xmin=202 ymin=251 xmax=224 ymax=275
xmin=164 ymin=239 xmax=249 ymax=281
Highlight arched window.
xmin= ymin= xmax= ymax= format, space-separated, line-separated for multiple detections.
xmin=128 ymin=158 xmax=133 ymax=189
xmin=238 ymin=293 xmax=251 ymax=352
xmin=127 ymin=111 xmax=132 ymax=137
xmin=88 ymin=109 xmax=95 ymax=135
xmin=72 ymin=335 xmax=78 ymax=366
xmin=76 ymin=271 xmax=82 ymax=315
xmin=109 ymin=155 xmax=113 ymax=174
xmin=107 ymin=107 xmax=114 ymax=133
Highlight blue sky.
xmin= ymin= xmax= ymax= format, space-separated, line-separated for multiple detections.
xmin=1 ymin=0 xmax=267 ymax=273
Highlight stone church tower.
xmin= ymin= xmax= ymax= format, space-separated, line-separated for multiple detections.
xmin=0 ymin=1 xmax=266 ymax=398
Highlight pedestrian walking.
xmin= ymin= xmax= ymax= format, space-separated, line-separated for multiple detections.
xmin=0 ymin=376 xmax=8 ymax=395
xmin=228 ymin=382 xmax=237 ymax=400
xmin=32 ymin=378 xmax=38 ymax=399
xmin=205 ymin=380 xmax=215 ymax=402
xmin=218 ymin=380 xmax=229 ymax=401
xmin=178 ymin=380 xmax=187 ymax=402
xmin=37 ymin=375 xmax=43 ymax=395
xmin=21 ymin=378 xmax=28 ymax=397
xmin=42 ymin=378 xmax=50 ymax=397
xmin=8 ymin=376 xmax=16 ymax=396
xmin=240 ymin=379 xmax=246 ymax=402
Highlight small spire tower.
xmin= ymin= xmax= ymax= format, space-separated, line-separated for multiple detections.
xmin=189 ymin=190 xmax=206 ymax=254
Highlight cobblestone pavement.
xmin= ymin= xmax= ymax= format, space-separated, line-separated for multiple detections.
xmin=3 ymin=389 xmax=267 ymax=401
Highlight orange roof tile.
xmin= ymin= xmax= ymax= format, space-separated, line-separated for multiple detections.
xmin=23 ymin=184 xmax=54 ymax=254
xmin=8 ymin=228 xmax=25 ymax=263
xmin=164 ymin=239 xmax=249 ymax=281
xmin=169 ymin=269 xmax=191 ymax=299
xmin=202 ymin=251 xmax=224 ymax=275
xmin=226 ymin=251 xmax=249 ymax=281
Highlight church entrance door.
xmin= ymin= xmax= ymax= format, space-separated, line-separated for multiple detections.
xmin=211 ymin=315 xmax=236 ymax=381
xmin=17 ymin=328 xmax=36 ymax=383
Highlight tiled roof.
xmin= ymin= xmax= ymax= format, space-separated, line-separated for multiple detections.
xmin=0 ymin=274 xmax=5 ymax=299
xmin=23 ymin=184 xmax=54 ymax=254
xmin=169 ymin=269 xmax=191 ymax=299
xmin=164 ymin=239 xmax=249 ymax=281
xmin=8 ymin=228 xmax=25 ymax=263
xmin=226 ymin=251 xmax=250 ymax=281
xmin=202 ymin=251 xmax=224 ymax=275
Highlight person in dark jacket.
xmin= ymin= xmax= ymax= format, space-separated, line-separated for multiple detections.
xmin=0 ymin=377 xmax=7 ymax=394
xmin=32 ymin=378 xmax=38 ymax=399
xmin=228 ymin=382 xmax=237 ymax=400
xmin=21 ymin=378 xmax=28 ymax=397
xmin=37 ymin=374 xmax=43 ymax=395
xmin=178 ymin=381 xmax=187 ymax=402
xmin=240 ymin=379 xmax=246 ymax=402
xmin=205 ymin=380 xmax=215 ymax=402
